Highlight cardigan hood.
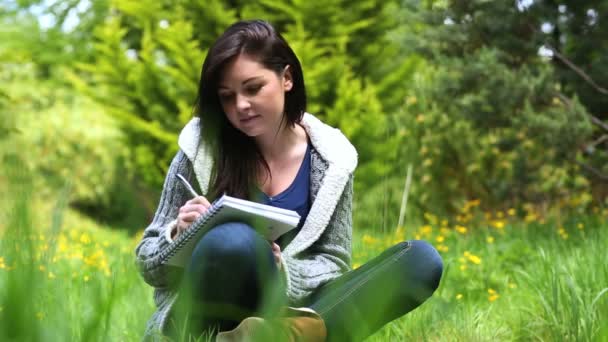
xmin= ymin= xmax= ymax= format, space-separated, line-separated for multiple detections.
xmin=176 ymin=112 xmax=357 ymax=256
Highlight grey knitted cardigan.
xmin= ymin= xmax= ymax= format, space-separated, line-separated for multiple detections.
xmin=135 ymin=113 xmax=358 ymax=340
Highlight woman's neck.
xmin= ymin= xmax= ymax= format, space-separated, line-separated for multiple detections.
xmin=254 ymin=123 xmax=307 ymax=163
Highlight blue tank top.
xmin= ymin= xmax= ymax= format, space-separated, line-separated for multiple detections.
xmin=254 ymin=142 xmax=311 ymax=248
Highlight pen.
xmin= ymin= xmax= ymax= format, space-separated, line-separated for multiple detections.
xmin=175 ymin=173 xmax=200 ymax=198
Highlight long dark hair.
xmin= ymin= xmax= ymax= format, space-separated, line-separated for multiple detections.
xmin=195 ymin=20 xmax=307 ymax=200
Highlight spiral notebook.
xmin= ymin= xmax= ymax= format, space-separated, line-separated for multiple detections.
xmin=160 ymin=195 xmax=301 ymax=267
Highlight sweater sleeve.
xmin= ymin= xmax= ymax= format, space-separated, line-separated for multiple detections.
xmin=134 ymin=150 xmax=194 ymax=288
xmin=282 ymin=174 xmax=353 ymax=304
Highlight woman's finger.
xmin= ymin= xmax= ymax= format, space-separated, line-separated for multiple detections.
xmin=181 ymin=204 xmax=208 ymax=215
xmin=179 ymin=211 xmax=201 ymax=223
xmin=190 ymin=196 xmax=211 ymax=208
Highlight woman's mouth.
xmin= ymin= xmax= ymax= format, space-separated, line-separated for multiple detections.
xmin=240 ymin=115 xmax=260 ymax=124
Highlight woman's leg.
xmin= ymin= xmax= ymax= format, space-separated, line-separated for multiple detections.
xmin=308 ymin=240 xmax=443 ymax=342
xmin=169 ymin=222 xmax=283 ymax=338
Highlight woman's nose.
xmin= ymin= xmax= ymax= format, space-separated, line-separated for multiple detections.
xmin=235 ymin=93 xmax=251 ymax=112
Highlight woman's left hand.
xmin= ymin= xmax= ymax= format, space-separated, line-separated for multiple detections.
xmin=271 ymin=242 xmax=282 ymax=270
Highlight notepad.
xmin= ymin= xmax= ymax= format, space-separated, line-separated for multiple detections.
xmin=160 ymin=194 xmax=301 ymax=267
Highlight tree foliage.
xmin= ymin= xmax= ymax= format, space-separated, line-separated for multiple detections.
xmin=3 ymin=0 xmax=607 ymax=229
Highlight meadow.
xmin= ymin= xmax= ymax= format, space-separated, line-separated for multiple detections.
xmin=1 ymin=176 xmax=607 ymax=341
xmin=2 ymin=1 xmax=607 ymax=341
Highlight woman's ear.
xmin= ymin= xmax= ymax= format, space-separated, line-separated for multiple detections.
xmin=283 ymin=65 xmax=293 ymax=91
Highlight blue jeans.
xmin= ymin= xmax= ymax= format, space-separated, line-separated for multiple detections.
xmin=170 ymin=222 xmax=443 ymax=341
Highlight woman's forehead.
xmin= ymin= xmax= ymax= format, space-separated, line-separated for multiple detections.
xmin=219 ymin=54 xmax=270 ymax=86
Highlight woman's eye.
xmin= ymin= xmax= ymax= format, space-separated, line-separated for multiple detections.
xmin=219 ymin=93 xmax=234 ymax=102
xmin=246 ymin=85 xmax=262 ymax=94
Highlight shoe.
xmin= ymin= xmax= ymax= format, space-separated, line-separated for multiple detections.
xmin=215 ymin=307 xmax=326 ymax=342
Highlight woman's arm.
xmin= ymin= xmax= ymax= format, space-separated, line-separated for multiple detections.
xmin=282 ymin=175 xmax=354 ymax=303
xmin=134 ymin=150 xmax=194 ymax=288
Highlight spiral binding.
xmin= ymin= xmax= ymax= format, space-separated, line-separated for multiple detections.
xmin=160 ymin=203 xmax=222 ymax=263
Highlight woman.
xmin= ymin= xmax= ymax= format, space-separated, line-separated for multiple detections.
xmin=135 ymin=20 xmax=443 ymax=341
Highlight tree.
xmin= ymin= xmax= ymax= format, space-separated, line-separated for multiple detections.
xmin=385 ymin=0 xmax=605 ymax=216
xmin=64 ymin=0 xmax=409 ymax=196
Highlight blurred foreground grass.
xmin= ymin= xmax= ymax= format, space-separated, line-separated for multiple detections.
xmin=1 ymin=176 xmax=607 ymax=341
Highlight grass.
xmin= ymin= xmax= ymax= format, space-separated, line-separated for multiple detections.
xmin=1 ymin=174 xmax=607 ymax=341
xmin=358 ymin=215 xmax=608 ymax=341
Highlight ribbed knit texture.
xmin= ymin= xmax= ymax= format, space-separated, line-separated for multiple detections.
xmin=135 ymin=114 xmax=356 ymax=341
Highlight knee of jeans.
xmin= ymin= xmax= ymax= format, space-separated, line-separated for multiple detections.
xmin=190 ymin=222 xmax=267 ymax=266
xmin=406 ymin=240 xmax=443 ymax=295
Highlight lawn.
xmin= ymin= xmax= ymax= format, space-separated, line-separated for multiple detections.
xmin=1 ymin=189 xmax=607 ymax=341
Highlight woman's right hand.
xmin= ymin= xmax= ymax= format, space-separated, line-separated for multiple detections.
xmin=175 ymin=196 xmax=212 ymax=238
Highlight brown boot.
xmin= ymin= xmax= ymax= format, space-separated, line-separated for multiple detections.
xmin=215 ymin=307 xmax=326 ymax=342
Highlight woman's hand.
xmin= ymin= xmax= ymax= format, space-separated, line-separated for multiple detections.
xmin=271 ymin=242 xmax=282 ymax=270
xmin=175 ymin=196 xmax=211 ymax=238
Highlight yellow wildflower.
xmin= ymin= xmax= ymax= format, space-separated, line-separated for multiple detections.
xmin=524 ymin=213 xmax=538 ymax=223
xmin=467 ymin=255 xmax=482 ymax=265
xmin=468 ymin=199 xmax=480 ymax=207
xmin=416 ymin=114 xmax=425 ymax=123
xmin=421 ymin=225 xmax=433 ymax=236
xmin=459 ymin=265 xmax=467 ymax=271
xmin=492 ymin=220 xmax=505 ymax=229
xmin=362 ymin=234 xmax=378 ymax=245
xmin=507 ymin=208 xmax=516 ymax=216
xmin=486 ymin=236 xmax=495 ymax=244
xmin=423 ymin=158 xmax=433 ymax=167
xmin=488 ymin=288 xmax=499 ymax=302
xmin=455 ymin=226 xmax=467 ymax=234
xmin=577 ymin=223 xmax=584 ymax=230
xmin=84 ymin=275 xmax=90 ymax=282
xmin=437 ymin=245 xmax=448 ymax=253
xmin=80 ymin=233 xmax=91 ymax=245
xmin=435 ymin=235 xmax=445 ymax=243
xmin=456 ymin=294 xmax=463 ymax=300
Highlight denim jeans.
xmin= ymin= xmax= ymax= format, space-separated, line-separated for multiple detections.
xmin=170 ymin=222 xmax=283 ymax=338
xmin=169 ymin=222 xmax=443 ymax=341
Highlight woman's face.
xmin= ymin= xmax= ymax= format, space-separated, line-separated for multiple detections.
xmin=218 ymin=54 xmax=293 ymax=138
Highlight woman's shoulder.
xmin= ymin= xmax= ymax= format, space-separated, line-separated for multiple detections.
xmin=177 ymin=117 xmax=201 ymax=161
xmin=302 ymin=113 xmax=358 ymax=173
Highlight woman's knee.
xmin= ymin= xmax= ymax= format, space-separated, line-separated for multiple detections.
xmin=190 ymin=222 xmax=271 ymax=267
xmin=402 ymin=240 xmax=443 ymax=295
